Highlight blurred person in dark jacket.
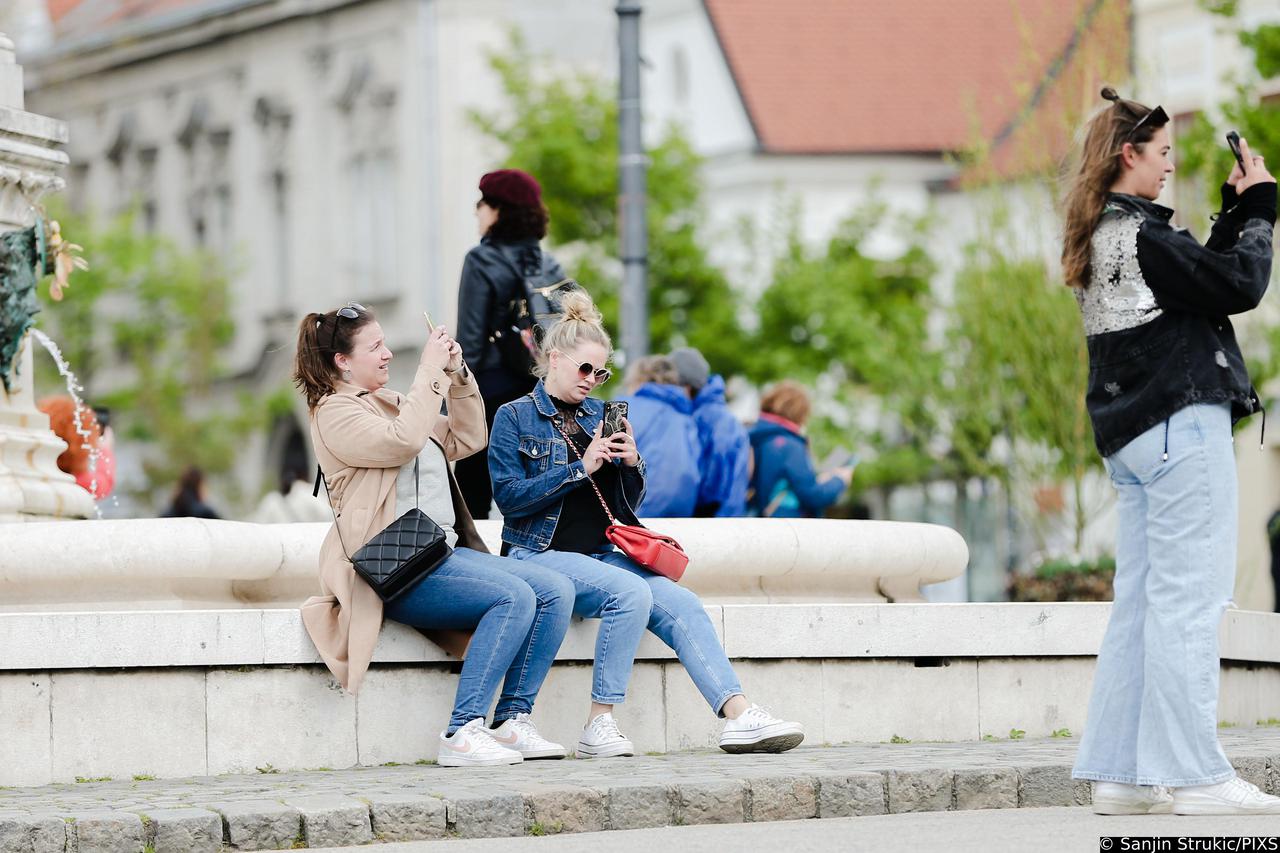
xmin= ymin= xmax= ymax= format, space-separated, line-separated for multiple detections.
xmin=454 ymin=169 xmax=566 ymax=519
xmin=162 ymin=466 xmax=221 ymax=519
xmin=746 ymin=381 xmax=851 ymax=518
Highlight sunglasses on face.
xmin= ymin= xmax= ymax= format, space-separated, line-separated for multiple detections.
xmin=328 ymin=302 xmax=365 ymax=350
xmin=555 ymin=350 xmax=611 ymax=384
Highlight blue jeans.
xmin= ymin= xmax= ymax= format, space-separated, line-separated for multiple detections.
xmin=383 ymin=547 xmax=574 ymax=732
xmin=1073 ymin=403 xmax=1237 ymax=787
xmin=509 ymin=545 xmax=744 ymax=714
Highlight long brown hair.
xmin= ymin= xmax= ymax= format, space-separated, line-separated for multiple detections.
xmin=293 ymin=305 xmax=376 ymax=410
xmin=1061 ymin=87 xmax=1167 ymax=288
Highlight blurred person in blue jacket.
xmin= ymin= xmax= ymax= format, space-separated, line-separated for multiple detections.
xmin=619 ymin=355 xmax=701 ymax=517
xmin=747 ymin=381 xmax=852 ymax=518
xmin=670 ymin=347 xmax=750 ymax=518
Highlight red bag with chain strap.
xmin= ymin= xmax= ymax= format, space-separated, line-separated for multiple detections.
xmin=553 ymin=419 xmax=689 ymax=581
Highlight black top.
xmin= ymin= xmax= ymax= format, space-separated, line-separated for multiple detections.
xmin=1081 ymin=184 xmax=1275 ymax=457
xmin=548 ymin=397 xmax=622 ymax=554
xmin=455 ymin=237 xmax=566 ymax=399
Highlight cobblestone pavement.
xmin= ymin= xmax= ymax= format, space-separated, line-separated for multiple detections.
xmin=2 ymin=728 xmax=1279 ymax=852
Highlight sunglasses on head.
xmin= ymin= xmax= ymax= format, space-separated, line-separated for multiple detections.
xmin=555 ymin=350 xmax=611 ymax=384
xmin=324 ymin=302 xmax=365 ymax=351
xmin=1126 ymin=105 xmax=1169 ymax=141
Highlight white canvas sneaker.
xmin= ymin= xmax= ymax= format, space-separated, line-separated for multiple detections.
xmin=1173 ymin=776 xmax=1280 ymax=815
xmin=718 ymin=705 xmax=804 ymax=754
xmin=576 ymin=713 xmax=635 ymax=758
xmin=1091 ymin=782 xmax=1173 ymax=815
xmin=489 ymin=713 xmax=567 ymax=760
xmin=437 ymin=718 xmax=524 ymax=768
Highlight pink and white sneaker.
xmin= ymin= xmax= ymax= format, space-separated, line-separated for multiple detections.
xmin=489 ymin=713 xmax=567 ymax=760
xmin=437 ymin=718 xmax=523 ymax=767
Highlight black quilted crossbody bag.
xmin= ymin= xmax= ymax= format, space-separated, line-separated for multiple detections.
xmin=314 ymin=455 xmax=452 ymax=602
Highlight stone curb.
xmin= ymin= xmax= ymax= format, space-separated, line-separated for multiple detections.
xmin=1 ymin=754 xmax=1275 ymax=851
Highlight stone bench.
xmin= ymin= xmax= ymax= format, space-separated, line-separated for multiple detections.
xmin=1 ymin=602 xmax=1276 ymax=787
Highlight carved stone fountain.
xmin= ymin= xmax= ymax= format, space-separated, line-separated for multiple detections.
xmin=0 ymin=31 xmax=93 ymax=521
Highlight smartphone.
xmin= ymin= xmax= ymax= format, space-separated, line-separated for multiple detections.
xmin=422 ymin=311 xmax=435 ymax=331
xmin=1227 ymin=131 xmax=1247 ymax=173
xmin=602 ymin=400 xmax=628 ymax=437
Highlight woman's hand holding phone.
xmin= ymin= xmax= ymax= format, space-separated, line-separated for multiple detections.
xmin=421 ymin=325 xmax=453 ymax=371
xmin=1229 ymin=136 xmax=1276 ymax=193
xmin=582 ymin=422 xmax=611 ymax=474
xmin=606 ymin=422 xmax=640 ymax=468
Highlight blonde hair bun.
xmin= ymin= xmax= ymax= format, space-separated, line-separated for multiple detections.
xmin=557 ymin=289 xmax=602 ymax=325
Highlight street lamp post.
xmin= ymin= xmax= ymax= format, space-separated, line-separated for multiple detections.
xmin=616 ymin=0 xmax=648 ymax=362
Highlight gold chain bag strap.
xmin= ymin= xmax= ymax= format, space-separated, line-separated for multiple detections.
xmin=551 ymin=415 xmax=689 ymax=581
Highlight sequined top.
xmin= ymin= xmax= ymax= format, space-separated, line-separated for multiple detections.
xmin=1075 ymin=206 xmax=1164 ymax=336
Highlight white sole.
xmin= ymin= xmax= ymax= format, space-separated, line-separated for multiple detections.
xmin=437 ymin=746 xmax=524 ymax=767
xmin=1173 ymin=801 xmax=1280 ymax=815
xmin=575 ymin=740 xmax=635 ymax=759
xmin=1092 ymin=800 xmax=1173 ymax=815
xmin=719 ymin=722 xmax=805 ymax=754
xmin=517 ymin=747 xmax=568 ymax=760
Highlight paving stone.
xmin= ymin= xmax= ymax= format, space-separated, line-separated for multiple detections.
xmin=814 ymin=772 xmax=886 ymax=817
xmin=1233 ymin=756 xmax=1269 ymax=791
xmin=140 ymin=807 xmax=222 ymax=853
xmin=887 ymin=769 xmax=951 ymax=813
xmin=282 ymin=796 xmax=371 ymax=848
xmin=1018 ymin=765 xmax=1077 ymax=807
xmin=449 ymin=794 xmax=527 ymax=839
xmin=606 ymin=785 xmax=673 ymax=830
xmin=71 ymin=812 xmax=144 ymax=853
xmin=954 ymin=767 xmax=1018 ymax=810
xmin=749 ymin=775 xmax=817 ymax=822
xmin=207 ymin=801 xmax=300 ymax=850
xmin=675 ymin=780 xmax=748 ymax=825
xmin=526 ymin=785 xmax=605 ymax=835
xmin=366 ymin=793 xmax=446 ymax=842
xmin=0 ymin=814 xmax=65 ymax=853
xmin=1267 ymin=755 xmax=1280 ymax=795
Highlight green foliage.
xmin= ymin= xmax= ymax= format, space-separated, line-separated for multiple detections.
xmin=35 ymin=205 xmax=277 ymax=504
xmin=748 ymin=202 xmax=944 ymax=489
xmin=1008 ymin=728 xmax=1026 ymax=740
xmin=1035 ymin=555 xmax=1115 ymax=579
xmin=470 ymin=32 xmax=747 ymax=372
xmin=889 ymin=734 xmax=911 ymax=744
xmin=1051 ymin=728 xmax=1073 ymax=738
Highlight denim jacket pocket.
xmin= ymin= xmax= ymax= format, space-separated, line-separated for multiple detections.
xmin=518 ymin=437 xmax=553 ymax=474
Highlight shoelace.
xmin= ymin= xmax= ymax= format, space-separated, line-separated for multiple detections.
xmin=1150 ymin=786 xmax=1171 ymax=800
xmin=739 ymin=705 xmax=774 ymax=725
xmin=461 ymin=720 xmax=506 ymax=751
xmin=1226 ymin=777 xmax=1262 ymax=799
xmin=592 ymin=715 xmax=624 ymax=740
xmin=508 ymin=714 xmax=543 ymax=741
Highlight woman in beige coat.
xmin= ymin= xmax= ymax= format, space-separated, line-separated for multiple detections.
xmin=294 ymin=303 xmax=575 ymax=767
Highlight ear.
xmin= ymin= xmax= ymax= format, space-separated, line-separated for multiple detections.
xmin=1119 ymin=141 xmax=1140 ymax=169
xmin=333 ymin=352 xmax=348 ymax=373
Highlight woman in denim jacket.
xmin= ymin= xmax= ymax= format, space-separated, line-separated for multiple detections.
xmin=488 ymin=289 xmax=803 ymax=758
xmin=1064 ymin=88 xmax=1279 ymax=815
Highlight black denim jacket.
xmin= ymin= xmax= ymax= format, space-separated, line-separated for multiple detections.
xmin=1078 ymin=183 xmax=1276 ymax=457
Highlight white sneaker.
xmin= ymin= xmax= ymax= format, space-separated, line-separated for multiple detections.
xmin=718 ymin=704 xmax=804 ymax=754
xmin=1173 ymin=776 xmax=1280 ymax=815
xmin=1092 ymin=782 xmax=1173 ymax=815
xmin=490 ymin=713 xmax=567 ymax=760
xmin=576 ymin=713 xmax=634 ymax=758
xmin=437 ymin=718 xmax=524 ymax=767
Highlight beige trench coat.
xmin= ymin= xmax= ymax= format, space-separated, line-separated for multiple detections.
xmin=302 ymin=361 xmax=488 ymax=693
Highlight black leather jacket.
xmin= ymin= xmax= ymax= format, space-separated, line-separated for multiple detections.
xmin=1078 ymin=183 xmax=1276 ymax=457
xmin=455 ymin=236 xmax=565 ymax=397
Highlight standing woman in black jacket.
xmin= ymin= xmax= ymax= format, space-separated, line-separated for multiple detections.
xmin=454 ymin=169 xmax=567 ymax=519
xmin=1065 ymin=87 xmax=1280 ymax=816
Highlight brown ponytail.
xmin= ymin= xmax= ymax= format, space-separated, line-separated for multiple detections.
xmin=293 ymin=306 xmax=376 ymax=411
xmin=1061 ymin=87 xmax=1167 ymax=288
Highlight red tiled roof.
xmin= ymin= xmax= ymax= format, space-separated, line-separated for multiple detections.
xmin=703 ymin=0 xmax=1131 ymax=155
xmin=49 ymin=0 xmax=212 ymax=38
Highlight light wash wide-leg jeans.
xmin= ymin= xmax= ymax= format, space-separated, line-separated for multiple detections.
xmin=1073 ymin=403 xmax=1238 ymax=787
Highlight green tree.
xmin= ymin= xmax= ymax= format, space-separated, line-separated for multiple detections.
xmin=747 ymin=201 xmax=944 ymax=491
xmin=470 ymin=33 xmax=747 ymax=374
xmin=35 ymin=206 xmax=282 ymax=505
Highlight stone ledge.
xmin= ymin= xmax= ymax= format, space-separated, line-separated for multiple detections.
xmin=1 ymin=733 xmax=1278 ymax=851
xmin=2 ymin=603 xmax=1276 ymax=671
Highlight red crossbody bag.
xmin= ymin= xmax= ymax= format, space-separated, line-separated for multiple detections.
xmin=552 ymin=418 xmax=689 ymax=581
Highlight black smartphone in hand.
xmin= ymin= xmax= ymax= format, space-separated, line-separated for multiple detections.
xmin=1227 ymin=131 xmax=1247 ymax=172
xmin=602 ymin=400 xmax=628 ymax=437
